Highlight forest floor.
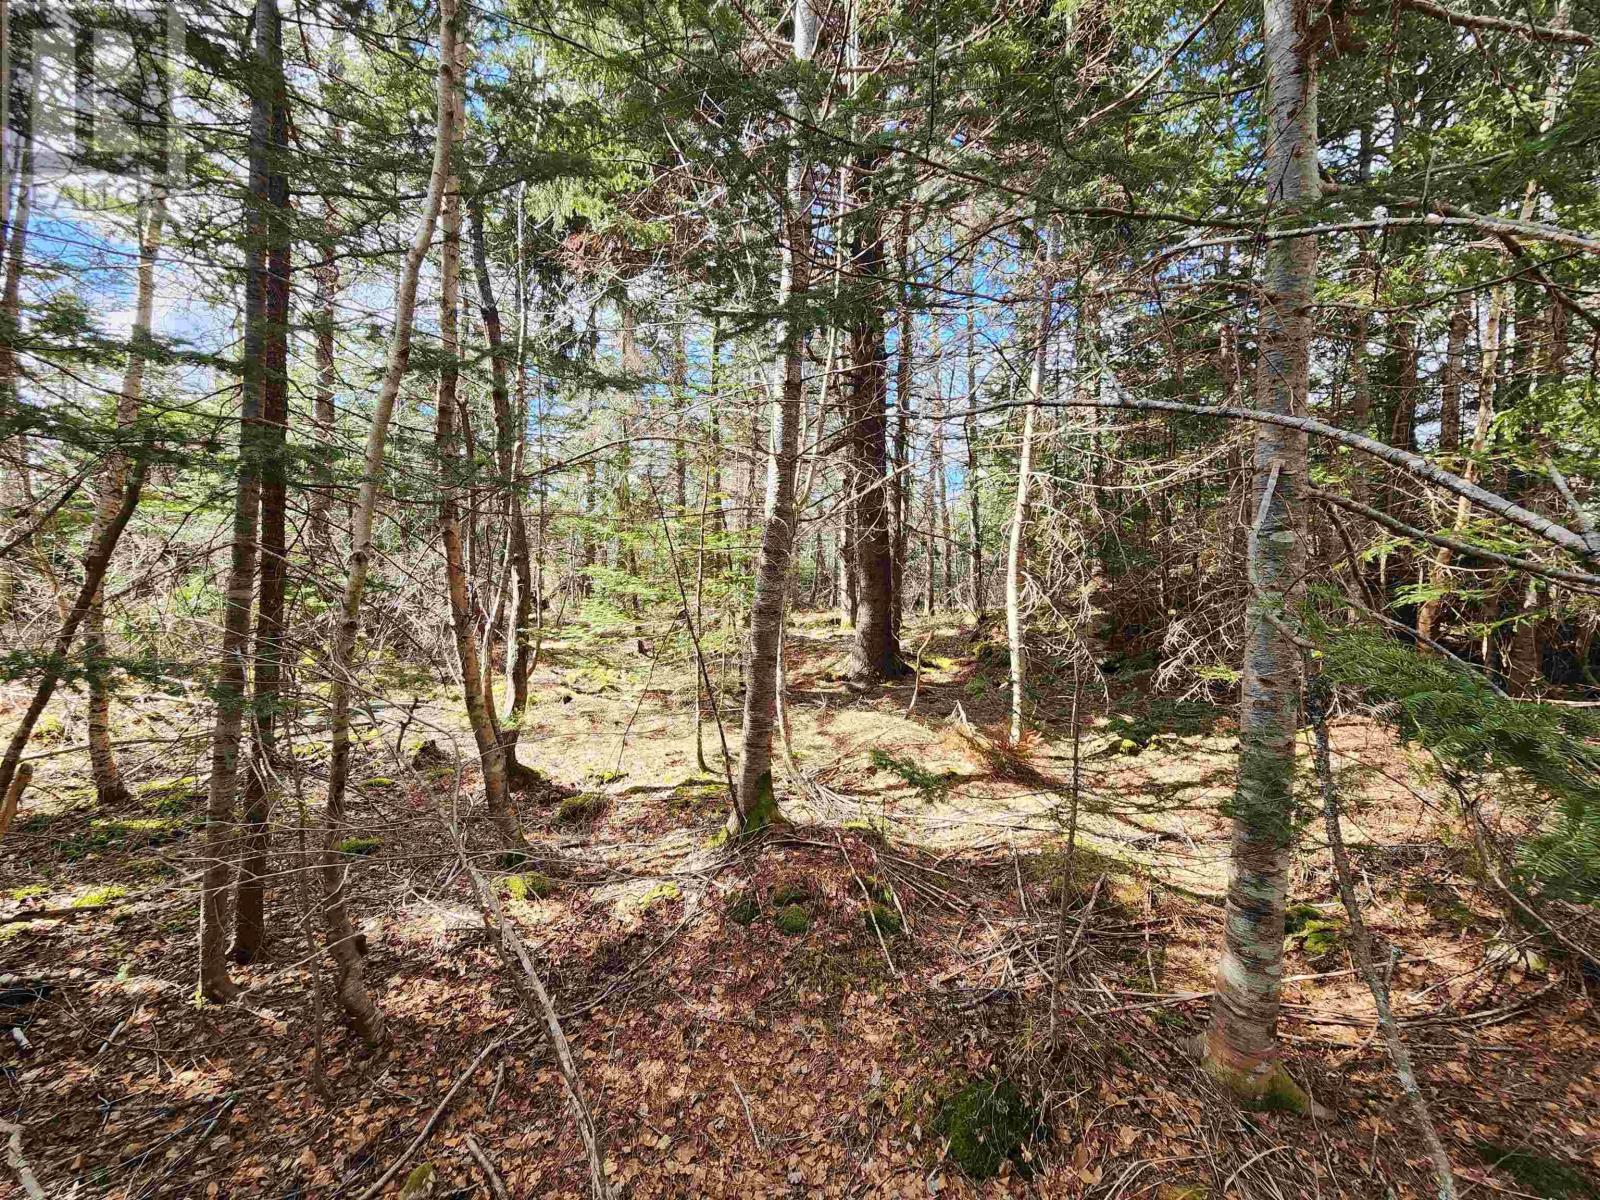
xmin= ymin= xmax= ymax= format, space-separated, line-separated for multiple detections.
xmin=2 ymin=612 xmax=1597 ymax=1199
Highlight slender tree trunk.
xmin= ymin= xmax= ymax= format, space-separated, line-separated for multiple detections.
xmin=1507 ymin=578 xmax=1543 ymax=695
xmin=85 ymin=195 xmax=166 ymax=809
xmin=964 ymin=306 xmax=984 ymax=623
xmin=468 ymin=197 xmax=537 ymax=781
xmin=440 ymin=58 xmax=519 ymax=844
xmin=232 ymin=50 xmax=291 ymax=965
xmin=0 ymin=120 xmax=35 ymax=621
xmin=309 ymin=201 xmax=339 ymax=550
xmin=1308 ymin=682 xmax=1458 ymax=1199
xmin=1007 ymin=226 xmax=1052 ymax=746
xmin=891 ymin=213 xmax=913 ymax=643
xmin=1416 ymin=295 xmax=1475 ymax=646
xmin=199 ymin=0 xmax=281 ymax=1002
xmin=0 ymin=462 xmax=150 ymax=811
xmin=922 ymin=405 xmax=938 ymax=616
xmin=936 ymin=387 xmax=952 ymax=598
xmin=1203 ymin=0 xmax=1317 ymax=1103
xmin=730 ymin=0 xmax=814 ymax=834
xmin=1349 ymin=309 xmax=1371 ymax=432
xmin=318 ymin=0 xmax=462 ymax=1043
xmin=1437 ymin=295 xmax=1468 ymax=456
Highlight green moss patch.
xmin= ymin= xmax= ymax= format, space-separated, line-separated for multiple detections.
xmin=638 ymin=882 xmax=682 ymax=911
xmin=506 ymin=872 xmax=556 ymax=901
xmin=1476 ymin=1143 xmax=1599 ymax=1199
xmin=775 ymin=905 xmax=811 ymax=936
xmin=1285 ymin=903 xmax=1345 ymax=957
xmin=863 ymin=902 xmax=902 ymax=936
xmin=75 ymin=884 xmax=129 ymax=908
xmin=727 ymin=893 xmax=761 ymax=925
xmin=737 ymin=771 xmax=779 ymax=834
xmin=932 ymin=1079 xmax=1040 ymax=1180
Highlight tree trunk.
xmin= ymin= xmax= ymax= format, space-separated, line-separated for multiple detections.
xmin=1438 ymin=295 xmax=1468 ymax=456
xmin=891 ymin=214 xmax=913 ymax=643
xmin=199 ymin=0 xmax=281 ymax=1002
xmin=440 ymin=63 xmax=519 ymax=844
xmin=0 ymin=118 xmax=35 ymax=622
xmin=1417 ymin=295 xmax=1479 ymax=646
xmin=964 ymin=306 xmax=984 ymax=623
xmin=232 ymin=49 xmax=291 ymax=965
xmin=729 ymin=0 xmax=814 ymax=834
xmin=85 ymin=195 xmax=166 ymax=809
xmin=936 ymin=387 xmax=952 ymax=598
xmin=318 ymin=0 xmax=462 ymax=1043
xmin=846 ymin=161 xmax=902 ymax=683
xmin=0 ymin=463 xmax=150 ymax=815
xmin=1007 ymin=226 xmax=1052 ymax=746
xmin=468 ymin=196 xmax=538 ymax=782
xmin=1203 ymin=0 xmax=1317 ymax=1104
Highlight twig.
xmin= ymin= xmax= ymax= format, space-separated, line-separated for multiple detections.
xmin=838 ymin=829 xmax=899 ymax=975
xmin=904 ymin=631 xmax=934 ymax=717
xmin=0 ymin=1121 xmax=46 ymax=1200
xmin=463 ymin=1133 xmax=512 ymax=1200
xmin=1065 ymin=873 xmax=1105 ymax=966
xmin=354 ymin=1030 xmax=530 ymax=1200
xmin=1309 ymin=679 xmax=1457 ymax=1200
xmin=731 ymin=1076 xmax=764 ymax=1152
xmin=439 ymin=759 xmax=610 ymax=1198
xmin=1047 ymin=667 xmax=1084 ymax=1046
xmin=649 ymin=480 xmax=737 ymax=809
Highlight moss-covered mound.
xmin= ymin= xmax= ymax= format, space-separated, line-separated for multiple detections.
xmin=863 ymin=902 xmax=902 ymax=936
xmin=775 ymin=905 xmax=810 ymax=936
xmin=933 ymin=1078 xmax=1039 ymax=1180
xmin=505 ymin=872 xmax=556 ymax=901
xmin=1477 ymin=1143 xmax=1599 ymax=1199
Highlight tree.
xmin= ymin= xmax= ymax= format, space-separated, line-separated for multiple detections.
xmin=730 ymin=0 xmax=815 ymax=834
xmin=84 ymin=193 xmax=167 ymax=810
xmin=199 ymin=0 xmax=285 ymax=1002
xmin=1202 ymin=0 xmax=1320 ymax=1103
xmin=317 ymin=0 xmax=464 ymax=1041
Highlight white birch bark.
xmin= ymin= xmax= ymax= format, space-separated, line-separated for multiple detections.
xmin=729 ymin=0 xmax=815 ymax=833
xmin=317 ymin=0 xmax=462 ymax=1041
xmin=1202 ymin=0 xmax=1318 ymax=1102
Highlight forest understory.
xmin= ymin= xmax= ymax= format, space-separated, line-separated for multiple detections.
xmin=4 ymin=615 xmax=1593 ymax=1199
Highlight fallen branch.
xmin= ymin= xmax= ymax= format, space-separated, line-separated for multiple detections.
xmin=441 ymin=782 xmax=610 ymax=1198
xmin=463 ymin=1133 xmax=512 ymax=1200
xmin=1309 ymin=679 xmax=1458 ymax=1200
xmin=0 ymin=1121 xmax=46 ymax=1200
xmin=0 ymin=901 xmax=120 ymax=926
